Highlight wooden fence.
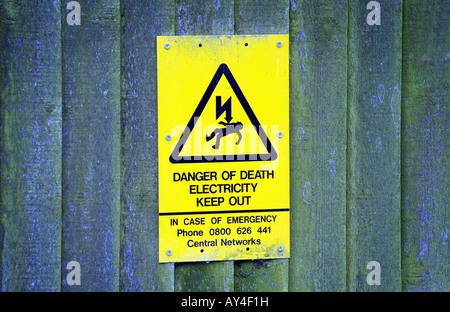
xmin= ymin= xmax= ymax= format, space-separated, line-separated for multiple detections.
xmin=0 ymin=0 xmax=448 ymax=291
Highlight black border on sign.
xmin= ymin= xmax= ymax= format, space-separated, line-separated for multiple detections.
xmin=159 ymin=208 xmax=289 ymax=216
xmin=169 ymin=63 xmax=278 ymax=164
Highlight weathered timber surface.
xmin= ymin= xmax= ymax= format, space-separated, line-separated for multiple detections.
xmin=61 ymin=0 xmax=121 ymax=291
xmin=235 ymin=0 xmax=289 ymax=35
xmin=0 ymin=0 xmax=62 ymax=291
xmin=289 ymin=0 xmax=348 ymax=291
xmin=173 ymin=0 xmax=235 ymax=292
xmin=234 ymin=258 xmax=289 ymax=292
xmin=233 ymin=0 xmax=290 ymax=292
xmin=401 ymin=0 xmax=449 ymax=292
xmin=0 ymin=0 xmax=448 ymax=293
xmin=120 ymin=0 xmax=175 ymax=292
xmin=347 ymin=0 xmax=403 ymax=291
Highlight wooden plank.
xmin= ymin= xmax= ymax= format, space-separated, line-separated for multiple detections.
xmin=173 ymin=0 xmax=235 ymax=292
xmin=347 ymin=0 xmax=402 ymax=291
xmin=233 ymin=0 xmax=290 ymax=292
xmin=175 ymin=0 xmax=234 ymax=36
xmin=0 ymin=0 xmax=62 ymax=291
xmin=61 ymin=0 xmax=121 ymax=291
xmin=234 ymin=259 xmax=289 ymax=292
xmin=288 ymin=1 xmax=348 ymax=291
xmin=401 ymin=0 xmax=449 ymax=291
xmin=120 ymin=0 xmax=175 ymax=292
xmin=235 ymin=0 xmax=289 ymax=35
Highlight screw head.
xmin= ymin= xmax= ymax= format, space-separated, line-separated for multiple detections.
xmin=277 ymin=41 xmax=283 ymax=48
xmin=277 ymin=131 xmax=283 ymax=138
xmin=165 ymin=134 xmax=172 ymax=141
xmin=278 ymin=245 xmax=284 ymax=252
xmin=164 ymin=43 xmax=171 ymax=50
xmin=167 ymin=249 xmax=173 ymax=256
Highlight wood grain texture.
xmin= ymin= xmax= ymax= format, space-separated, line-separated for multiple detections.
xmin=289 ymin=0 xmax=348 ymax=291
xmin=0 ymin=0 xmax=447 ymax=293
xmin=120 ymin=0 xmax=175 ymax=292
xmin=175 ymin=0 xmax=234 ymax=36
xmin=235 ymin=0 xmax=289 ymax=35
xmin=173 ymin=0 xmax=235 ymax=292
xmin=234 ymin=259 xmax=289 ymax=292
xmin=0 ymin=0 xmax=62 ymax=291
xmin=347 ymin=0 xmax=402 ymax=291
xmin=401 ymin=0 xmax=449 ymax=292
xmin=61 ymin=0 xmax=121 ymax=291
xmin=233 ymin=0 xmax=290 ymax=292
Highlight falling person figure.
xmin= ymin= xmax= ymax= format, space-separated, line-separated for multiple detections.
xmin=206 ymin=121 xmax=243 ymax=149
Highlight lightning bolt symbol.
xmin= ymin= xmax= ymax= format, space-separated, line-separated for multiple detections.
xmin=216 ymin=96 xmax=233 ymax=123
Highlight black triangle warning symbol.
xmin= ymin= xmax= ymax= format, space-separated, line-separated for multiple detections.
xmin=170 ymin=63 xmax=278 ymax=163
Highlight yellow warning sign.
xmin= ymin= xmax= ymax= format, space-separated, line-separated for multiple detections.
xmin=157 ymin=35 xmax=289 ymax=263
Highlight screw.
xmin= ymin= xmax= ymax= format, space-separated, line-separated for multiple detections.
xmin=165 ymin=134 xmax=172 ymax=141
xmin=167 ymin=249 xmax=173 ymax=256
xmin=165 ymin=43 xmax=171 ymax=50
xmin=277 ymin=131 xmax=283 ymax=138
xmin=278 ymin=245 xmax=284 ymax=252
xmin=277 ymin=41 xmax=283 ymax=48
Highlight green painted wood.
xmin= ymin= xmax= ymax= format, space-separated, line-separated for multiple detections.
xmin=0 ymin=0 xmax=62 ymax=291
xmin=175 ymin=0 xmax=234 ymax=36
xmin=401 ymin=0 xmax=449 ymax=292
xmin=0 ymin=0 xmax=448 ymax=293
xmin=173 ymin=0 xmax=234 ymax=292
xmin=233 ymin=0 xmax=289 ymax=292
xmin=288 ymin=0 xmax=348 ymax=291
xmin=235 ymin=0 xmax=289 ymax=35
xmin=120 ymin=0 xmax=175 ymax=292
xmin=234 ymin=259 xmax=289 ymax=291
xmin=347 ymin=0 xmax=402 ymax=291
xmin=61 ymin=0 xmax=121 ymax=291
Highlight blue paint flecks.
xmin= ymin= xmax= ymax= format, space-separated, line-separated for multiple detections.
xmin=331 ymin=147 xmax=338 ymax=158
xmin=378 ymin=84 xmax=385 ymax=103
xmin=375 ymin=137 xmax=382 ymax=152
xmin=285 ymin=6 xmax=289 ymax=28
xmin=297 ymin=29 xmax=307 ymax=59
xmin=213 ymin=0 xmax=221 ymax=11
xmin=224 ymin=277 xmax=230 ymax=292
xmin=297 ymin=126 xmax=306 ymax=140
xmin=177 ymin=6 xmax=189 ymax=36
xmin=124 ymin=249 xmax=143 ymax=292
xmin=105 ymin=229 xmax=114 ymax=262
xmin=329 ymin=159 xmax=336 ymax=175
xmin=228 ymin=6 xmax=233 ymax=30
xmin=391 ymin=86 xmax=401 ymax=129
xmin=371 ymin=95 xmax=378 ymax=107
xmin=290 ymin=0 xmax=297 ymax=11
xmin=303 ymin=182 xmax=312 ymax=204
